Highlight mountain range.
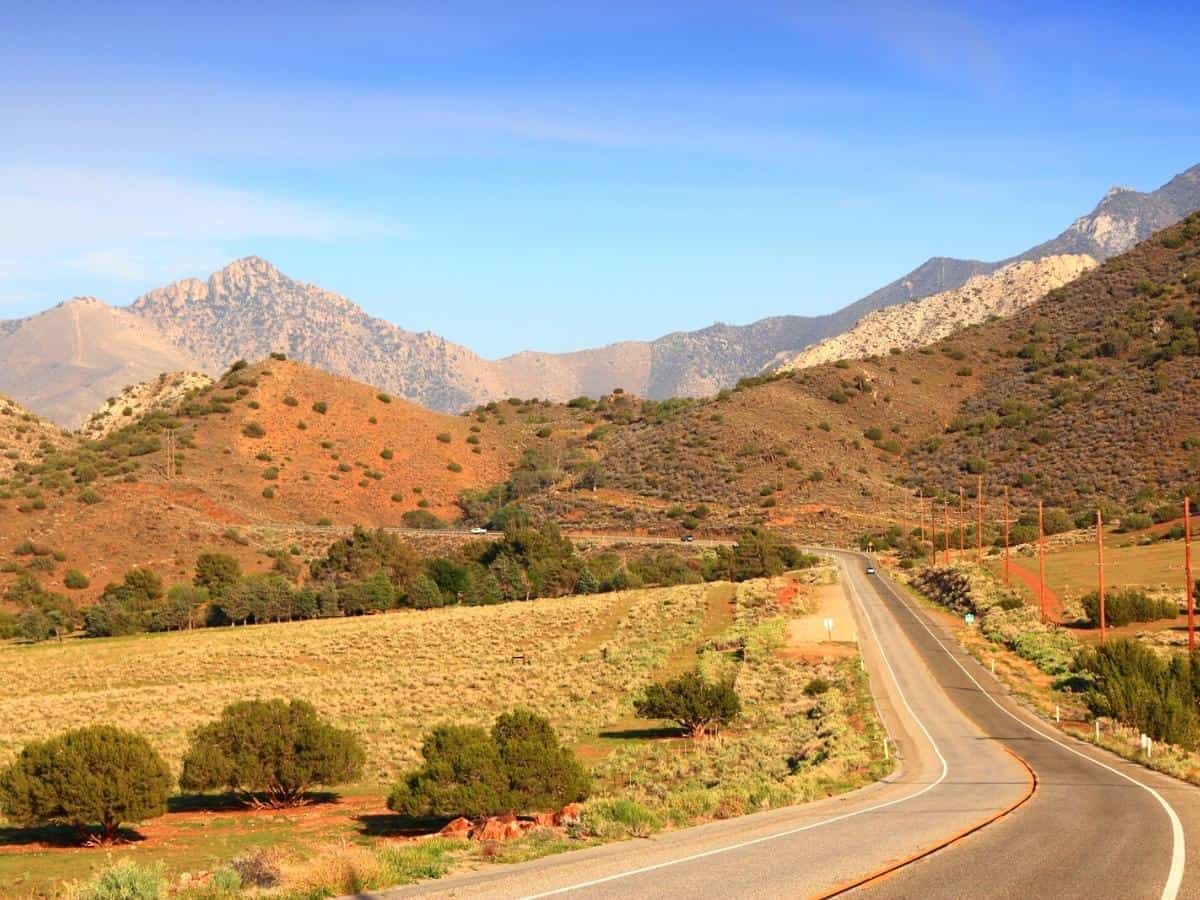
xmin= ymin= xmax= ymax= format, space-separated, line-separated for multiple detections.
xmin=2 ymin=210 xmax=1198 ymax=595
xmin=2 ymin=163 xmax=1198 ymax=427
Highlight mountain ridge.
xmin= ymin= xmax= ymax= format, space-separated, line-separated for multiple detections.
xmin=3 ymin=162 xmax=1199 ymax=427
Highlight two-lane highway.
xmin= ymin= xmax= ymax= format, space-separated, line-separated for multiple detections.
xmin=371 ymin=552 xmax=1198 ymax=899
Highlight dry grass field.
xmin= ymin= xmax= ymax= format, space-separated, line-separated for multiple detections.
xmin=0 ymin=566 xmax=890 ymax=897
xmin=0 ymin=581 xmax=719 ymax=780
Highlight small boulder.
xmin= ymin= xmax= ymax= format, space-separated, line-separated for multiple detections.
xmin=439 ymin=817 xmax=472 ymax=839
xmin=475 ymin=817 xmax=510 ymax=842
xmin=556 ymin=802 xmax=583 ymax=827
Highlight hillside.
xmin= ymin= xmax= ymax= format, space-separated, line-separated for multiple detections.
xmin=526 ymin=214 xmax=1200 ymax=540
xmin=3 ymin=163 xmax=1197 ymax=427
xmin=79 ymin=371 xmax=214 ymax=440
xmin=5 ymin=213 xmax=1198 ymax=611
xmin=0 ymin=298 xmax=203 ymax=427
xmin=908 ymin=212 xmax=1200 ymax=509
xmin=780 ymin=254 xmax=1096 ymax=369
xmin=0 ymin=359 xmax=552 ymax=604
xmin=0 ymin=395 xmax=67 ymax=479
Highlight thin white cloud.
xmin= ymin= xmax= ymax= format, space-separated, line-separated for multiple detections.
xmin=0 ymin=166 xmax=388 ymax=250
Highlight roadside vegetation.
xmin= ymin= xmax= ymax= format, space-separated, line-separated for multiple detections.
xmin=904 ymin=557 xmax=1200 ymax=787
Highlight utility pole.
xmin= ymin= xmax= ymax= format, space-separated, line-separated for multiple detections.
xmin=959 ymin=486 xmax=966 ymax=558
xmin=1003 ymin=486 xmax=1012 ymax=587
xmin=918 ymin=488 xmax=925 ymax=544
xmin=1038 ymin=500 xmax=1047 ymax=624
xmin=1096 ymin=509 xmax=1106 ymax=645
xmin=1186 ymin=496 xmax=1195 ymax=654
xmin=976 ymin=475 xmax=984 ymax=564
xmin=943 ymin=500 xmax=951 ymax=566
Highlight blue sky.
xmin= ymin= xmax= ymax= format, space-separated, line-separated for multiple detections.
xmin=1 ymin=1 xmax=1197 ymax=356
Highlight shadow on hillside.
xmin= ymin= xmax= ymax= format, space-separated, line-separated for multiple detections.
xmin=168 ymin=790 xmax=341 ymax=813
xmin=357 ymin=813 xmax=448 ymax=838
xmin=0 ymin=823 xmax=146 ymax=848
xmin=597 ymin=725 xmax=684 ymax=741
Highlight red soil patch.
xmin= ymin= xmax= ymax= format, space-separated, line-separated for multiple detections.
xmin=776 ymin=579 xmax=800 ymax=610
xmin=1006 ymin=557 xmax=1064 ymax=622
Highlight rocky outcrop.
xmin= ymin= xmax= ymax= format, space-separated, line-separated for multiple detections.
xmin=1014 ymin=165 xmax=1200 ymax=262
xmin=79 ymin=371 xmax=214 ymax=440
xmin=779 ymin=254 xmax=1097 ymax=370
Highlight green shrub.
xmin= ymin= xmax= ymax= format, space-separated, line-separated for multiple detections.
xmin=241 ymin=422 xmax=266 ymax=438
xmin=389 ymin=711 xmax=588 ymax=818
xmin=581 ymin=797 xmax=661 ymax=838
xmin=803 ymin=677 xmax=831 ymax=696
xmin=377 ymin=393 xmax=392 ymax=404
xmin=0 ymin=725 xmax=172 ymax=843
xmin=180 ymin=699 xmax=364 ymax=807
xmin=312 ymin=401 xmax=328 ymax=415
xmin=1081 ymin=588 xmax=1177 ymax=627
xmin=436 ymin=432 xmax=452 ymax=444
xmin=388 ymin=724 xmax=509 ymax=818
xmin=447 ymin=462 xmax=463 ymax=473
xmin=380 ymin=448 xmax=394 ymax=460
xmin=1077 ymin=639 xmax=1200 ymax=748
xmin=634 ymin=670 xmax=740 ymax=738
xmin=491 ymin=709 xmax=590 ymax=812
xmin=64 ymin=569 xmax=90 ymax=590
xmin=74 ymin=859 xmax=166 ymax=900
xmin=1117 ymin=513 xmax=1154 ymax=533
xmin=402 ymin=509 xmax=446 ymax=530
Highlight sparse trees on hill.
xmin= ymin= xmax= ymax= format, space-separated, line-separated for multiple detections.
xmin=180 ymin=699 xmax=364 ymax=808
xmin=0 ymin=725 xmax=172 ymax=843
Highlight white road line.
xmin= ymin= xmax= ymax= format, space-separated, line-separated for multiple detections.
xmin=873 ymin=564 xmax=1186 ymax=900
xmin=522 ymin=557 xmax=950 ymax=899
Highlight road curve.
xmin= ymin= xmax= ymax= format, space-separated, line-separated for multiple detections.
xmin=369 ymin=552 xmax=1198 ymax=899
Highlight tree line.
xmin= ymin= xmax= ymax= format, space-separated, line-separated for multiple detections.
xmin=7 ymin=522 xmax=816 ymax=641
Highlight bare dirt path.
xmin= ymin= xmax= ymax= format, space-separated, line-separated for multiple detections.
xmin=1005 ymin=557 xmax=1064 ymax=622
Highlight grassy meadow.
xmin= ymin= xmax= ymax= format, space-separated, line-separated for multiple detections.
xmin=0 ymin=566 xmax=889 ymax=897
xmin=990 ymin=531 xmax=1192 ymax=610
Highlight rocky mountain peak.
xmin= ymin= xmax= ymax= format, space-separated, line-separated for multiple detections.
xmin=208 ymin=256 xmax=288 ymax=296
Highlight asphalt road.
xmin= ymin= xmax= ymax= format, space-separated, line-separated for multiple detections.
xmin=370 ymin=551 xmax=1198 ymax=900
